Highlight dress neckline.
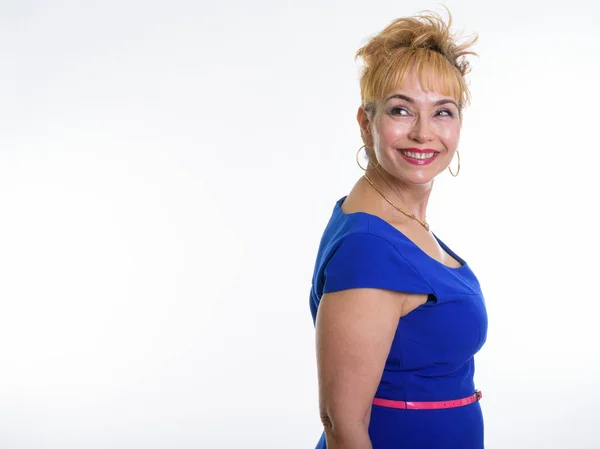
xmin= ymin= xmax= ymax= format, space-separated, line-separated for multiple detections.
xmin=335 ymin=196 xmax=468 ymax=271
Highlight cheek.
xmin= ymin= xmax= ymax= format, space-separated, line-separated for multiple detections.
xmin=376 ymin=121 xmax=407 ymax=145
xmin=438 ymin=124 xmax=461 ymax=148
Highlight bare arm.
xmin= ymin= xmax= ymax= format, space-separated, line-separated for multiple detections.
xmin=316 ymin=287 xmax=407 ymax=449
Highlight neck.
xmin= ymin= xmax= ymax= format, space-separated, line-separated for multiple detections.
xmin=363 ymin=169 xmax=432 ymax=224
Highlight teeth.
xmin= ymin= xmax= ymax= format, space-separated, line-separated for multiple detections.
xmin=401 ymin=151 xmax=436 ymax=160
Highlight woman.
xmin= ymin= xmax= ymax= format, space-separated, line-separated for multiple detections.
xmin=308 ymin=10 xmax=488 ymax=449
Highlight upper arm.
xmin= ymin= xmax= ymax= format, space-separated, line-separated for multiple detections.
xmin=315 ymin=233 xmax=433 ymax=435
xmin=316 ymin=287 xmax=406 ymax=433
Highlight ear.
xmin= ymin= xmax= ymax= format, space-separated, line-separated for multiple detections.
xmin=356 ymin=106 xmax=374 ymax=148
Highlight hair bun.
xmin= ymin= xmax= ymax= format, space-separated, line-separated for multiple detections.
xmin=358 ymin=9 xmax=477 ymax=76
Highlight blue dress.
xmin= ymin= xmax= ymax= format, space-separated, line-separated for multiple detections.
xmin=309 ymin=197 xmax=488 ymax=449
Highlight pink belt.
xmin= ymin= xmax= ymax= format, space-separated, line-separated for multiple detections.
xmin=372 ymin=390 xmax=482 ymax=410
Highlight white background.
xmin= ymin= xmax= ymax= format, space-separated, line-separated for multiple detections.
xmin=1 ymin=0 xmax=599 ymax=448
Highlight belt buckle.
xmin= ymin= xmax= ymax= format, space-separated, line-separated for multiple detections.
xmin=475 ymin=389 xmax=482 ymax=401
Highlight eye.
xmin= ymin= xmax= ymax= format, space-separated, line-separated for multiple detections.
xmin=390 ymin=106 xmax=410 ymax=116
xmin=436 ymin=108 xmax=455 ymax=118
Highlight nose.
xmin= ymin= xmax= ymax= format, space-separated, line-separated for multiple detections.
xmin=408 ymin=116 xmax=433 ymax=143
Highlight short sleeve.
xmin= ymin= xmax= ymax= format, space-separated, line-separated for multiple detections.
xmin=323 ymin=233 xmax=432 ymax=295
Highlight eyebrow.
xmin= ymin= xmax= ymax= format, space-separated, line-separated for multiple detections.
xmin=385 ymin=94 xmax=459 ymax=109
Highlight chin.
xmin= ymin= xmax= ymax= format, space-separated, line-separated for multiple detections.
xmin=410 ymin=176 xmax=436 ymax=186
xmin=393 ymin=169 xmax=437 ymax=185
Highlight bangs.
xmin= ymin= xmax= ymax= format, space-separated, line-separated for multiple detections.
xmin=360 ymin=48 xmax=468 ymax=110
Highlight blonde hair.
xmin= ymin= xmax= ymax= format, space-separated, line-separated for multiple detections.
xmin=355 ymin=8 xmax=478 ymax=113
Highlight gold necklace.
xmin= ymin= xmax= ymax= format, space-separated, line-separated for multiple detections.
xmin=363 ymin=174 xmax=430 ymax=231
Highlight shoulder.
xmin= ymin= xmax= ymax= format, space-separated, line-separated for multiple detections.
xmin=325 ymin=207 xmax=417 ymax=267
xmin=330 ymin=231 xmax=405 ymax=262
xmin=323 ymin=229 xmax=432 ymax=295
xmin=326 ymin=230 xmax=416 ymax=276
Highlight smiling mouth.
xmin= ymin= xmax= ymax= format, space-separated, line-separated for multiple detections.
xmin=398 ymin=150 xmax=438 ymax=160
xmin=397 ymin=149 xmax=440 ymax=166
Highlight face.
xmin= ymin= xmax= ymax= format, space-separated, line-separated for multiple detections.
xmin=358 ymin=69 xmax=461 ymax=185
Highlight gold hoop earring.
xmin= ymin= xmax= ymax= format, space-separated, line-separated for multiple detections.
xmin=448 ymin=150 xmax=460 ymax=177
xmin=356 ymin=145 xmax=379 ymax=171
